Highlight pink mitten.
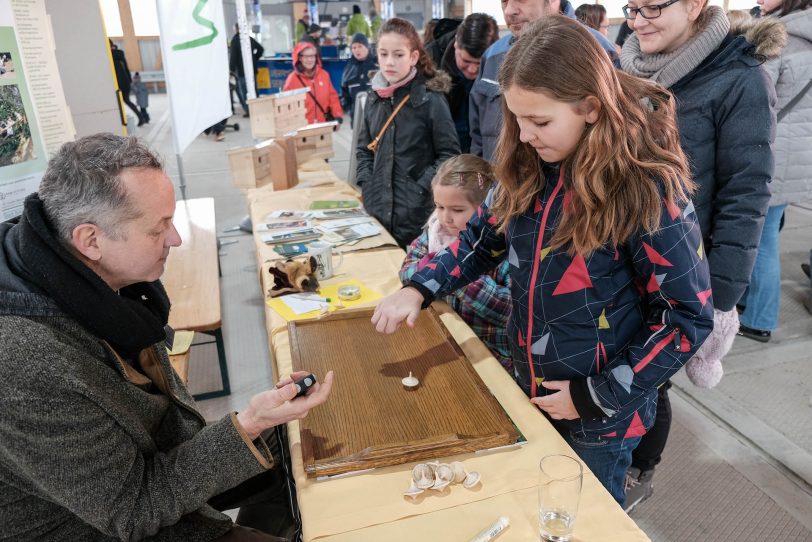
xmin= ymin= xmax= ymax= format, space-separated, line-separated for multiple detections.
xmin=685 ymin=308 xmax=739 ymax=388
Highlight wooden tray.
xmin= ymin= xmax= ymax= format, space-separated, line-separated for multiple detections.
xmin=289 ymin=306 xmax=519 ymax=478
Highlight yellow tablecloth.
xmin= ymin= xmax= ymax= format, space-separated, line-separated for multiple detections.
xmin=251 ymin=179 xmax=650 ymax=542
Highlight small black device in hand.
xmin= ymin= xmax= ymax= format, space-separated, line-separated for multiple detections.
xmin=294 ymin=373 xmax=317 ymax=398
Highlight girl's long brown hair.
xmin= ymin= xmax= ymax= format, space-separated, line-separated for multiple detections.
xmin=492 ymin=15 xmax=694 ymax=255
xmin=378 ymin=18 xmax=437 ymax=79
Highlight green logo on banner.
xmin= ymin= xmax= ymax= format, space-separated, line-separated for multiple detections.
xmin=172 ymin=0 xmax=219 ymax=51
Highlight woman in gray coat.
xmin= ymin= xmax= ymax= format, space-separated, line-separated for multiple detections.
xmin=740 ymin=0 xmax=812 ymax=338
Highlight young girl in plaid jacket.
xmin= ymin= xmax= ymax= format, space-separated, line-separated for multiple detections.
xmin=399 ymin=155 xmax=512 ymax=372
xmin=372 ymin=16 xmax=714 ymax=504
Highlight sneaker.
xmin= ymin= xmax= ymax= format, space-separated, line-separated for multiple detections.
xmin=215 ymin=132 xmax=225 ymax=141
xmin=737 ymin=324 xmax=771 ymax=343
xmin=623 ymin=467 xmax=654 ymax=513
xmin=802 ymin=263 xmax=810 ymax=278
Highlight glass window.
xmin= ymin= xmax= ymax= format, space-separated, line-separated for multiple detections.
xmin=99 ymin=0 xmax=123 ymax=37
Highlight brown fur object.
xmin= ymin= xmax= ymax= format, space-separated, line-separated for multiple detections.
xmin=268 ymin=256 xmax=320 ymax=297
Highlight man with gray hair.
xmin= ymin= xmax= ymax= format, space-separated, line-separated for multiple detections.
xmin=0 ymin=133 xmax=333 ymax=540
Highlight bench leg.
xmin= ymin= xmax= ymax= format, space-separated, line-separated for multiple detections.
xmin=193 ymin=328 xmax=232 ymax=401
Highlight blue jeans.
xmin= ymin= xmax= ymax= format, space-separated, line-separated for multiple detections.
xmin=740 ymin=204 xmax=787 ymax=331
xmin=236 ymin=75 xmax=248 ymax=112
xmin=558 ymin=429 xmax=641 ymax=505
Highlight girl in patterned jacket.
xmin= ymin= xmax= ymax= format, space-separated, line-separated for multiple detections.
xmin=372 ymin=16 xmax=713 ymax=504
xmin=400 ymin=154 xmax=512 ymax=372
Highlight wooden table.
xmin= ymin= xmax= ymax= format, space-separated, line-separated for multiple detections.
xmin=247 ymin=180 xmax=650 ymax=541
xmin=162 ymin=197 xmax=229 ymax=400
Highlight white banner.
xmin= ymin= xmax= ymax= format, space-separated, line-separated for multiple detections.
xmin=156 ymin=0 xmax=231 ymax=154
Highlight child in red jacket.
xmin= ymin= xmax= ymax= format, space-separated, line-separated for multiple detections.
xmin=283 ymin=42 xmax=343 ymax=124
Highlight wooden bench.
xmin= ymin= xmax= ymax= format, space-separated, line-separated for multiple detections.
xmin=162 ymin=198 xmax=230 ymax=400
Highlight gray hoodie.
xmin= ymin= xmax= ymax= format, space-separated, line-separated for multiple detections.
xmin=761 ymin=8 xmax=812 ymax=206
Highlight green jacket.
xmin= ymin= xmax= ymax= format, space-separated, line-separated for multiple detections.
xmin=346 ymin=13 xmax=370 ymax=38
xmin=0 ymin=223 xmax=274 ymax=541
xmin=370 ymin=15 xmax=382 ymax=38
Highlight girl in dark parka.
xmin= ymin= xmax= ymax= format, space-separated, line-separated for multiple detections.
xmin=355 ymin=18 xmax=460 ymax=247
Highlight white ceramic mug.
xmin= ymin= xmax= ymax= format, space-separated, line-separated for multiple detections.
xmin=308 ymin=241 xmax=343 ymax=280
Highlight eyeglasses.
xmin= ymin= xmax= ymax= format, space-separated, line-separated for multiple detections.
xmin=622 ymin=0 xmax=681 ymax=19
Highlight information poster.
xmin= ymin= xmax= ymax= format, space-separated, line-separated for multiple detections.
xmin=11 ymin=0 xmax=75 ymax=156
xmin=0 ymin=0 xmax=46 ymax=220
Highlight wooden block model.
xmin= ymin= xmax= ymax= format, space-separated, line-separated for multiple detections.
xmin=226 ymin=137 xmax=299 ymax=191
xmin=293 ymin=122 xmax=337 ymax=164
xmin=226 ymin=143 xmax=273 ymax=189
xmin=248 ymin=88 xmax=309 ymax=138
xmin=265 ymin=137 xmax=299 ymax=191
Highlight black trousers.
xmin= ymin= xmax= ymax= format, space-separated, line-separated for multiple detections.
xmin=631 ymin=381 xmax=672 ymax=471
xmin=209 ymin=427 xmax=298 ymax=541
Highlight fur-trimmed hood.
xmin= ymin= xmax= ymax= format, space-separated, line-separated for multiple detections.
xmin=728 ymin=12 xmax=787 ymax=59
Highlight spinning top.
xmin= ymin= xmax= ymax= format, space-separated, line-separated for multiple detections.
xmin=401 ymin=371 xmax=419 ymax=390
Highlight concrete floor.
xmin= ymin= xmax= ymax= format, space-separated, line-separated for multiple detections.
xmin=140 ymin=94 xmax=812 ymax=541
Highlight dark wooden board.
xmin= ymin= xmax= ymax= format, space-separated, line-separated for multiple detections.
xmin=289 ymin=305 xmax=519 ymax=478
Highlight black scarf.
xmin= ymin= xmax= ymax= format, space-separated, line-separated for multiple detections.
xmin=13 ymin=193 xmax=170 ymax=358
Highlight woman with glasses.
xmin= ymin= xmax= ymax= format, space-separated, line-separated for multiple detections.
xmin=619 ymin=0 xmax=785 ymax=512
xmin=283 ymin=42 xmax=344 ymax=124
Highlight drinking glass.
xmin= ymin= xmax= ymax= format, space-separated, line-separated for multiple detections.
xmin=538 ymin=454 xmax=583 ymax=542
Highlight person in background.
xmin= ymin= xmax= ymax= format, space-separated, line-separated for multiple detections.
xmin=738 ymin=0 xmax=812 ymax=341
xmin=619 ymin=0 xmax=782 ymax=511
xmin=373 ymin=16 xmax=713 ymax=504
xmin=300 ymin=23 xmax=323 ymax=55
xmin=469 ymin=0 xmax=618 ymax=162
xmin=422 ymin=19 xmax=439 ymax=46
xmin=355 ymin=17 xmax=460 ymax=247
xmin=341 ymin=32 xmax=378 ymax=127
xmin=230 ymin=23 xmax=265 ymax=118
xmin=347 ymin=4 xmax=371 ymax=38
xmin=615 ymin=20 xmax=634 ymax=48
xmin=575 ymin=3 xmax=610 ymax=36
xmin=295 ymin=9 xmax=310 ymax=45
xmin=131 ymin=72 xmax=149 ymax=127
xmin=400 ymin=155 xmax=513 ymax=371
xmin=430 ymin=13 xmax=499 ymax=152
xmin=0 ymin=134 xmax=334 ymax=540
xmin=109 ymin=40 xmax=145 ymax=126
xmin=370 ymin=8 xmax=383 ymax=39
xmin=283 ymin=42 xmax=343 ymax=124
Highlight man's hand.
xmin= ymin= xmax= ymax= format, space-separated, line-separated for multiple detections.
xmin=237 ymin=370 xmax=334 ymax=440
xmin=530 ymin=380 xmax=580 ymax=420
xmin=371 ymin=287 xmax=424 ymax=334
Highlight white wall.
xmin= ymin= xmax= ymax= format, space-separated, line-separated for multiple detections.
xmin=45 ymin=0 xmax=123 ymax=137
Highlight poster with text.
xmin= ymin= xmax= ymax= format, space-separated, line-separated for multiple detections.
xmin=0 ymin=0 xmax=46 ymax=220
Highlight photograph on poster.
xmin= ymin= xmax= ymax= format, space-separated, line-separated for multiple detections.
xmin=0 ymin=84 xmax=34 ymax=166
xmin=0 ymin=51 xmax=13 ymax=79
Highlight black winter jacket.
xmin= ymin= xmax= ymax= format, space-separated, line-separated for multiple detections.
xmin=340 ymin=54 xmax=378 ymax=117
xmin=668 ymin=28 xmax=779 ymax=311
xmin=356 ymin=72 xmax=460 ymax=247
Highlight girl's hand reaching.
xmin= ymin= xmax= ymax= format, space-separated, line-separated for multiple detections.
xmin=531 ymin=380 xmax=580 ymax=420
xmin=371 ymin=287 xmax=424 ymax=333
